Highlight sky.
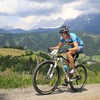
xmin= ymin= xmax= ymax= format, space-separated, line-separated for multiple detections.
xmin=0 ymin=0 xmax=100 ymax=30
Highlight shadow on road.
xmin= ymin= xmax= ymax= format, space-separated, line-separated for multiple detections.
xmin=0 ymin=93 xmax=9 ymax=100
xmin=36 ymin=86 xmax=88 ymax=96
xmin=54 ymin=86 xmax=88 ymax=94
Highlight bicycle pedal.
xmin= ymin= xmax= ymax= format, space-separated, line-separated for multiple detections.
xmin=69 ymin=78 xmax=76 ymax=82
xmin=62 ymin=83 xmax=68 ymax=86
xmin=68 ymin=73 xmax=73 ymax=78
xmin=76 ymin=76 xmax=82 ymax=80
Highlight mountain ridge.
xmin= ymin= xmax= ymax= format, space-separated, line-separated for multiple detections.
xmin=0 ymin=14 xmax=100 ymax=34
xmin=63 ymin=13 xmax=100 ymax=33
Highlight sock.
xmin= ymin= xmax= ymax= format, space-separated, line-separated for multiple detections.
xmin=70 ymin=69 xmax=75 ymax=74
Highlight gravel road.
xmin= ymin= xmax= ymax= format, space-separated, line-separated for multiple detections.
xmin=0 ymin=84 xmax=100 ymax=100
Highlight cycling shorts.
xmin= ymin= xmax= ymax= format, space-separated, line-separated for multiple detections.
xmin=78 ymin=46 xmax=84 ymax=53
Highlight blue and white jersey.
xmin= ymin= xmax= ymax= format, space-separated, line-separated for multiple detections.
xmin=60 ymin=33 xmax=84 ymax=47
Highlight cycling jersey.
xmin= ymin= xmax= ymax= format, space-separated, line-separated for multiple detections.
xmin=60 ymin=33 xmax=84 ymax=53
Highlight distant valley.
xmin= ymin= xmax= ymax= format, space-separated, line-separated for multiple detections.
xmin=0 ymin=32 xmax=100 ymax=56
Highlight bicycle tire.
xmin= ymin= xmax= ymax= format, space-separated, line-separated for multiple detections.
xmin=32 ymin=60 xmax=60 ymax=95
xmin=69 ymin=64 xmax=87 ymax=92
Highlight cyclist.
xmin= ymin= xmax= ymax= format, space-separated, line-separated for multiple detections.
xmin=52 ymin=26 xmax=84 ymax=82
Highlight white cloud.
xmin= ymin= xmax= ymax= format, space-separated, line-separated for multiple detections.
xmin=14 ymin=16 xmax=41 ymax=30
xmin=61 ymin=2 xmax=81 ymax=19
xmin=0 ymin=0 xmax=18 ymax=15
xmin=0 ymin=0 xmax=61 ymax=17
xmin=74 ymin=0 xmax=100 ymax=14
xmin=0 ymin=0 xmax=99 ymax=30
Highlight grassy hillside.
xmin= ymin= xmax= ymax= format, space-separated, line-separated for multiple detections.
xmin=0 ymin=47 xmax=51 ymax=61
xmin=92 ymin=55 xmax=100 ymax=62
xmin=0 ymin=33 xmax=100 ymax=56
xmin=0 ymin=48 xmax=25 ymax=56
xmin=0 ymin=33 xmax=61 ymax=51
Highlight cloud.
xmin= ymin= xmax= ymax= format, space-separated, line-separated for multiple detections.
xmin=17 ymin=1 xmax=62 ymax=17
xmin=0 ymin=0 xmax=61 ymax=17
xmin=14 ymin=16 xmax=36 ymax=29
xmin=0 ymin=0 xmax=99 ymax=17
xmin=0 ymin=16 xmax=19 ymax=29
xmin=0 ymin=0 xmax=100 ymax=29
xmin=0 ymin=0 xmax=99 ymax=18
xmin=74 ymin=0 xmax=100 ymax=14
xmin=0 ymin=0 xmax=79 ymax=17
xmin=29 ymin=0 xmax=78 ymax=3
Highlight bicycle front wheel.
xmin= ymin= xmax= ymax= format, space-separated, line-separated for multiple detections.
xmin=69 ymin=64 xmax=87 ymax=92
xmin=32 ymin=60 xmax=60 ymax=95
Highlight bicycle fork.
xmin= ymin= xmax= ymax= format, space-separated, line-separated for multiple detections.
xmin=46 ymin=61 xmax=58 ymax=79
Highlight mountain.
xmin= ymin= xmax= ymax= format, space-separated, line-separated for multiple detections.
xmin=8 ymin=28 xmax=27 ymax=34
xmin=0 ymin=14 xmax=100 ymax=34
xmin=0 ymin=28 xmax=28 ymax=34
xmin=33 ymin=17 xmax=65 ymax=29
xmin=0 ymin=27 xmax=60 ymax=34
xmin=63 ymin=14 xmax=100 ymax=33
xmin=29 ymin=28 xmax=59 ymax=33
xmin=0 ymin=32 xmax=61 ymax=51
xmin=0 ymin=28 xmax=7 ymax=33
xmin=2 ymin=26 xmax=14 ymax=30
xmin=0 ymin=32 xmax=100 ymax=55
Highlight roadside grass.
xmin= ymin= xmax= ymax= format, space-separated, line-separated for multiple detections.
xmin=0 ymin=69 xmax=100 ymax=89
xmin=0 ymin=71 xmax=32 ymax=89
xmin=87 ymin=71 xmax=100 ymax=84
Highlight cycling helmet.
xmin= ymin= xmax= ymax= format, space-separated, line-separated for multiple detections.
xmin=59 ymin=26 xmax=69 ymax=34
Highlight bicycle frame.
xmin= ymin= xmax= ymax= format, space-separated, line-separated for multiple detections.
xmin=47 ymin=50 xmax=69 ymax=79
xmin=47 ymin=49 xmax=79 ymax=80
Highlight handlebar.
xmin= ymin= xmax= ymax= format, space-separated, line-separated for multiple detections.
xmin=48 ymin=47 xmax=53 ymax=52
xmin=48 ymin=47 xmax=69 ymax=53
xmin=48 ymin=47 xmax=69 ymax=56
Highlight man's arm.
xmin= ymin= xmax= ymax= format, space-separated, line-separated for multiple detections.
xmin=69 ymin=42 xmax=78 ymax=51
xmin=53 ymin=42 xmax=63 ymax=49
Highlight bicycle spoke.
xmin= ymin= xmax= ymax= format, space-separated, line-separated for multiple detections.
xmin=33 ymin=61 xmax=60 ymax=94
xmin=69 ymin=64 xmax=87 ymax=92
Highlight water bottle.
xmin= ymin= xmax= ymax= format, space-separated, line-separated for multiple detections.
xmin=63 ymin=65 xmax=68 ymax=73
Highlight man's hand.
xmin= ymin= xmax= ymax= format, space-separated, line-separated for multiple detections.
xmin=66 ymin=49 xmax=69 ymax=52
xmin=48 ymin=47 xmax=53 ymax=52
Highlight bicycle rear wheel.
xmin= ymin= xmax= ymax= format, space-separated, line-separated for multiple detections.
xmin=32 ymin=60 xmax=60 ymax=95
xmin=69 ymin=64 xmax=87 ymax=92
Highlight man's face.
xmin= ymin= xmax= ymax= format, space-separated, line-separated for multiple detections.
xmin=61 ymin=33 xmax=68 ymax=39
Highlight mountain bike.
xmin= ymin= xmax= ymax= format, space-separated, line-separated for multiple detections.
xmin=32 ymin=48 xmax=87 ymax=95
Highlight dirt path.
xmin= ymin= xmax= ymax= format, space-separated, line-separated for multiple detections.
xmin=0 ymin=84 xmax=100 ymax=100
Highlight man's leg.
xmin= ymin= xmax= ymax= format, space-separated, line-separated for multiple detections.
xmin=62 ymin=51 xmax=76 ymax=86
xmin=66 ymin=51 xmax=76 ymax=69
xmin=62 ymin=58 xmax=70 ymax=86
